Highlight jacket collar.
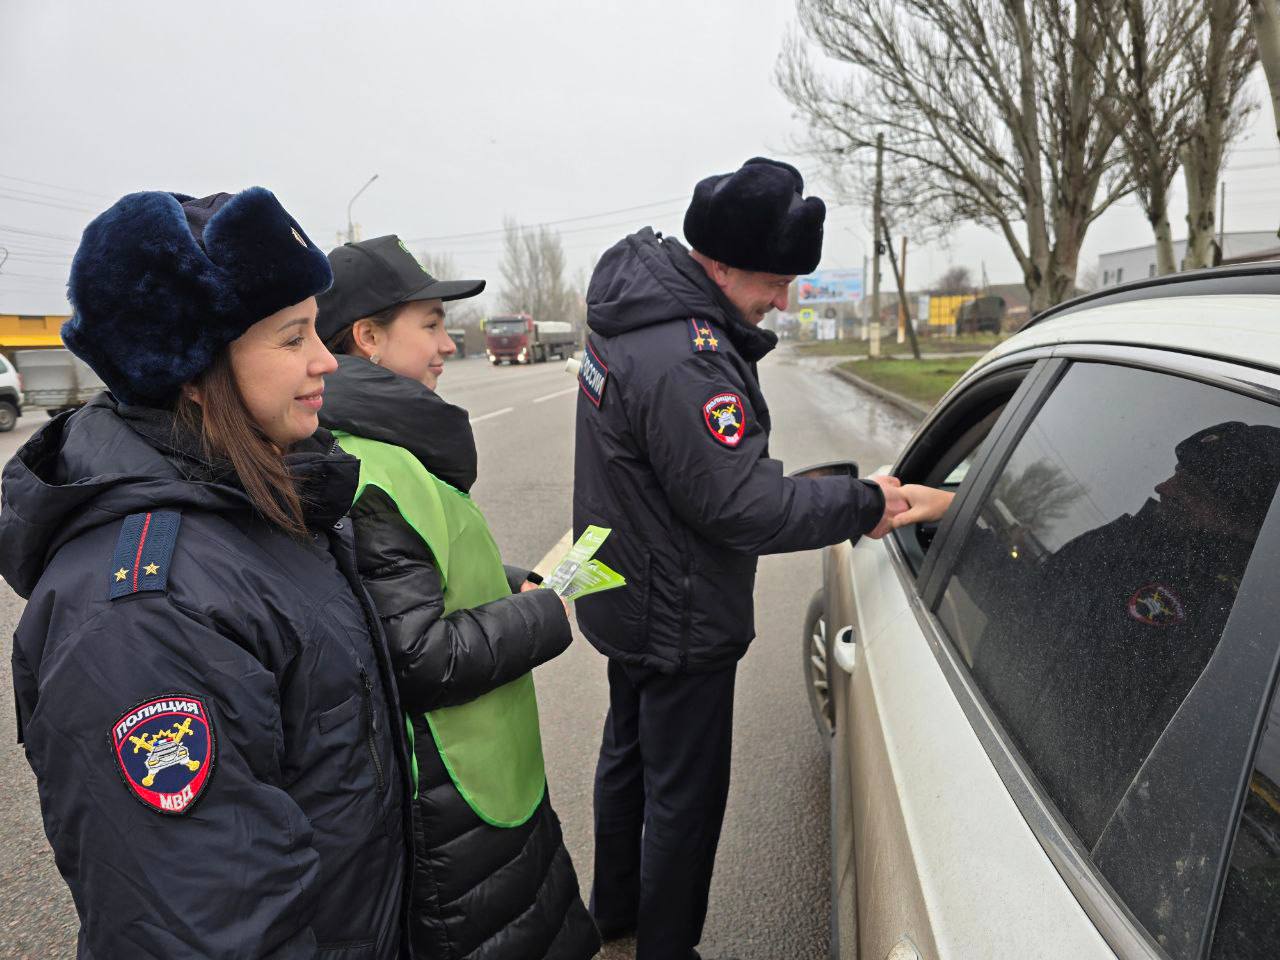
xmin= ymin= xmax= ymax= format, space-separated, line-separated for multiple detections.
xmin=118 ymin=403 xmax=359 ymax=530
xmin=318 ymin=354 xmax=478 ymax=493
xmin=663 ymin=237 xmax=779 ymax=364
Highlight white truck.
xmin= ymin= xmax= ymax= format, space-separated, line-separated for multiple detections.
xmin=14 ymin=348 xmax=106 ymax=417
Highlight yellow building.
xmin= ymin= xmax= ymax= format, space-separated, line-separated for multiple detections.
xmin=0 ymin=313 xmax=67 ymax=349
xmin=926 ymin=295 xmax=976 ymax=329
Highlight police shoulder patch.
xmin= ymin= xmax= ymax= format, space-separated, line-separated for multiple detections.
xmin=1127 ymin=583 xmax=1185 ymax=627
xmin=688 ymin=317 xmax=720 ymax=353
xmin=579 ymin=339 xmax=609 ymax=408
xmin=702 ymin=392 xmax=746 ymax=447
xmin=109 ymin=510 xmax=181 ymax=599
xmin=111 ymin=694 xmax=215 ymax=815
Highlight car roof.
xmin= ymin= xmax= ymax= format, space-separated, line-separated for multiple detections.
xmin=976 ymin=262 xmax=1280 ymax=375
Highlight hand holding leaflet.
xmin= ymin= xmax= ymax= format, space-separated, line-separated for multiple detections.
xmin=543 ymin=525 xmax=626 ymax=601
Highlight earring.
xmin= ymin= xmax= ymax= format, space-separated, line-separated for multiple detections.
xmin=370 ymin=353 xmax=381 ymax=365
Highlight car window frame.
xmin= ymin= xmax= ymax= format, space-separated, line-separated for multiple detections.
xmin=882 ymin=344 xmax=1280 ymax=960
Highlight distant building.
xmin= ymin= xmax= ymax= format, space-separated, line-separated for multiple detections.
xmin=1098 ymin=231 xmax=1278 ymax=286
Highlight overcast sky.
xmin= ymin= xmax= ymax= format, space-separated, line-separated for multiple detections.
xmin=3 ymin=0 xmax=1280 ymax=316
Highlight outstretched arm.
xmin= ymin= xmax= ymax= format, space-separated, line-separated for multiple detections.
xmin=353 ymin=488 xmax=571 ymax=714
xmin=890 ymin=484 xmax=956 ymax=528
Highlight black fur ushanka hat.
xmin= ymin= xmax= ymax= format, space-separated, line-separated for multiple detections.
xmin=682 ymin=157 xmax=826 ymax=276
xmin=63 ymin=187 xmax=332 ymax=405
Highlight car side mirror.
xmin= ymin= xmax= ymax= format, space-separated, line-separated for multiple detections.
xmin=789 ymin=460 xmax=860 ymax=480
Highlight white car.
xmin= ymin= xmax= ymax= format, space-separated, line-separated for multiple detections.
xmin=0 ymin=352 xmax=21 ymax=431
xmin=804 ymin=264 xmax=1280 ymax=960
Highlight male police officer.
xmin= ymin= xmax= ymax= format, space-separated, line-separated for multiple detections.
xmin=572 ymin=157 xmax=906 ymax=960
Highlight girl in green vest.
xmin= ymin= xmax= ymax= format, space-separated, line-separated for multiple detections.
xmin=315 ymin=235 xmax=600 ymax=960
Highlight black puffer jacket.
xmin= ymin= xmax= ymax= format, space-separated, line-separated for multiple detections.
xmin=1 ymin=397 xmax=411 ymax=959
xmin=320 ymin=356 xmax=600 ymax=960
xmin=573 ymin=229 xmax=887 ymax=672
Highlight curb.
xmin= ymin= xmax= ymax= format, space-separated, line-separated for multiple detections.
xmin=828 ymin=365 xmax=933 ymax=422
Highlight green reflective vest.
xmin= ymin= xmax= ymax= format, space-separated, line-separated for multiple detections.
xmin=336 ymin=432 xmax=546 ymax=828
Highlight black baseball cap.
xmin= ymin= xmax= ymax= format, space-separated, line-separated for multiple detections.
xmin=315 ymin=234 xmax=485 ymax=342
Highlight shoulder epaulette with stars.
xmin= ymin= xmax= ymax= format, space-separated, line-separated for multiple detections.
xmin=109 ymin=510 xmax=182 ymax=599
xmin=688 ymin=317 xmax=720 ymax=353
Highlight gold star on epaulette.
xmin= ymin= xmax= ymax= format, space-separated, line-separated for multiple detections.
xmin=144 ymin=562 xmax=160 ymax=576
xmin=693 ymin=335 xmax=707 ymax=347
xmin=114 ymin=568 xmax=129 ymax=582
xmin=708 ymin=335 xmax=719 ymax=348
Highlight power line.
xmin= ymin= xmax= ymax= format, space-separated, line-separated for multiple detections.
xmin=0 ymin=223 xmax=79 ymax=243
xmin=0 ymin=268 xmax=68 ymax=282
xmin=0 ymin=172 xmax=112 ymax=201
xmin=0 ymin=190 xmax=98 ymax=214
xmin=403 ymin=196 xmax=690 ymax=244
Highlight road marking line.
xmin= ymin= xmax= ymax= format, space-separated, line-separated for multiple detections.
xmin=469 ymin=406 xmax=513 ymax=425
xmin=533 ymin=387 xmax=577 ymax=404
xmin=534 ymin=529 xmax=573 ymax=580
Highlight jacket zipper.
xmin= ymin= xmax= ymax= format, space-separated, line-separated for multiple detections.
xmin=359 ymin=667 xmax=387 ymax=793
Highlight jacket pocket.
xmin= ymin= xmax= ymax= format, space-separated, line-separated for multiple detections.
xmin=317 ymin=694 xmax=360 ymax=734
xmin=581 ymin=545 xmax=651 ymax=652
xmin=316 ymin=938 xmax=375 ymax=958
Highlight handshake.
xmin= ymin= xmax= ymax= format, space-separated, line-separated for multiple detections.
xmin=865 ymin=476 xmax=955 ymax=540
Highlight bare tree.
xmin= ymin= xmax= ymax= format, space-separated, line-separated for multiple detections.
xmin=1088 ymin=0 xmax=1205 ymax=275
xmin=778 ymin=0 xmax=1133 ymax=313
xmin=1181 ymin=0 xmax=1257 ymax=268
xmin=417 ymin=250 xmax=459 ymax=281
xmin=1249 ymin=1 xmax=1280 ymax=150
xmin=934 ymin=265 xmax=974 ymax=294
xmin=497 ymin=218 xmax=577 ymax=323
xmin=1076 ymin=261 xmax=1101 ymax=291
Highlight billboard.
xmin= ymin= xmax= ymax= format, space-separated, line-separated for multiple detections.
xmin=797 ymin=269 xmax=863 ymax=304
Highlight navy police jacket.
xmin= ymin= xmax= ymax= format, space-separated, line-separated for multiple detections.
xmin=0 ymin=398 xmax=410 ymax=959
xmin=572 ymin=228 xmax=887 ymax=672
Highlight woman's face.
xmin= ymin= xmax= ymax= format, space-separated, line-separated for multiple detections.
xmin=361 ymin=299 xmax=457 ymax=390
xmin=227 ymin=297 xmax=337 ymax=448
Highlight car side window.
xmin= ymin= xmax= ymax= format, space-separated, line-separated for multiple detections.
xmin=934 ymin=362 xmax=1280 ymax=958
xmin=892 ymin=367 xmax=1028 ymax=572
xmin=0 ymin=355 xmax=9 ymax=374
xmin=1210 ymin=684 xmax=1280 ymax=957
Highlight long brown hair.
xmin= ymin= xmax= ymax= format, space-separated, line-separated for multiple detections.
xmin=175 ymin=350 xmax=308 ymax=536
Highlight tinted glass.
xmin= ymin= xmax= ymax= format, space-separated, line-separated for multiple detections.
xmin=936 ymin=363 xmax=1280 ymax=953
xmin=0 ymin=356 xmax=8 ymax=373
xmin=1211 ymin=685 xmax=1280 ymax=958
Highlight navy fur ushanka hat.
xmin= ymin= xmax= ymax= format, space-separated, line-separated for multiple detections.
xmin=63 ymin=187 xmax=332 ymax=405
xmin=683 ymin=157 xmax=826 ymax=276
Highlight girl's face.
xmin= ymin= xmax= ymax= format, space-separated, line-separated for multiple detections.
xmin=226 ymin=297 xmax=337 ymax=448
xmin=361 ymin=299 xmax=457 ymax=390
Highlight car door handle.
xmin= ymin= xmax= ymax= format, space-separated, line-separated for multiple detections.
xmin=832 ymin=625 xmax=857 ymax=674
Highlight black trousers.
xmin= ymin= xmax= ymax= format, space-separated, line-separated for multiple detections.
xmin=591 ymin=658 xmax=737 ymax=960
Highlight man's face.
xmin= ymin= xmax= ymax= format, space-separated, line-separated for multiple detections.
xmin=718 ymin=266 xmax=795 ymax=326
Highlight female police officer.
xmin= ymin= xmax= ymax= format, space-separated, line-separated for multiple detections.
xmin=0 ymin=188 xmax=411 ymax=958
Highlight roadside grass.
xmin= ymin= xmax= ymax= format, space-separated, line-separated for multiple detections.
xmin=838 ymin=356 xmax=979 ymax=406
xmin=793 ymin=332 xmax=1006 ymax=358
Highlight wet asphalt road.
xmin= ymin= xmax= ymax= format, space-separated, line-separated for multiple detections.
xmin=0 ymin=345 xmax=915 ymax=959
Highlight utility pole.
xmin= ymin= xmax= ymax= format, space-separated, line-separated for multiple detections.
xmin=346 ymin=174 xmax=379 ymax=244
xmin=1218 ymin=181 xmax=1227 ymax=263
xmin=861 ymin=254 xmax=869 ymax=340
xmin=896 ymin=235 xmax=908 ymax=344
xmin=870 ymin=133 xmax=884 ymax=359
xmin=881 ymin=216 xmax=921 ymax=360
